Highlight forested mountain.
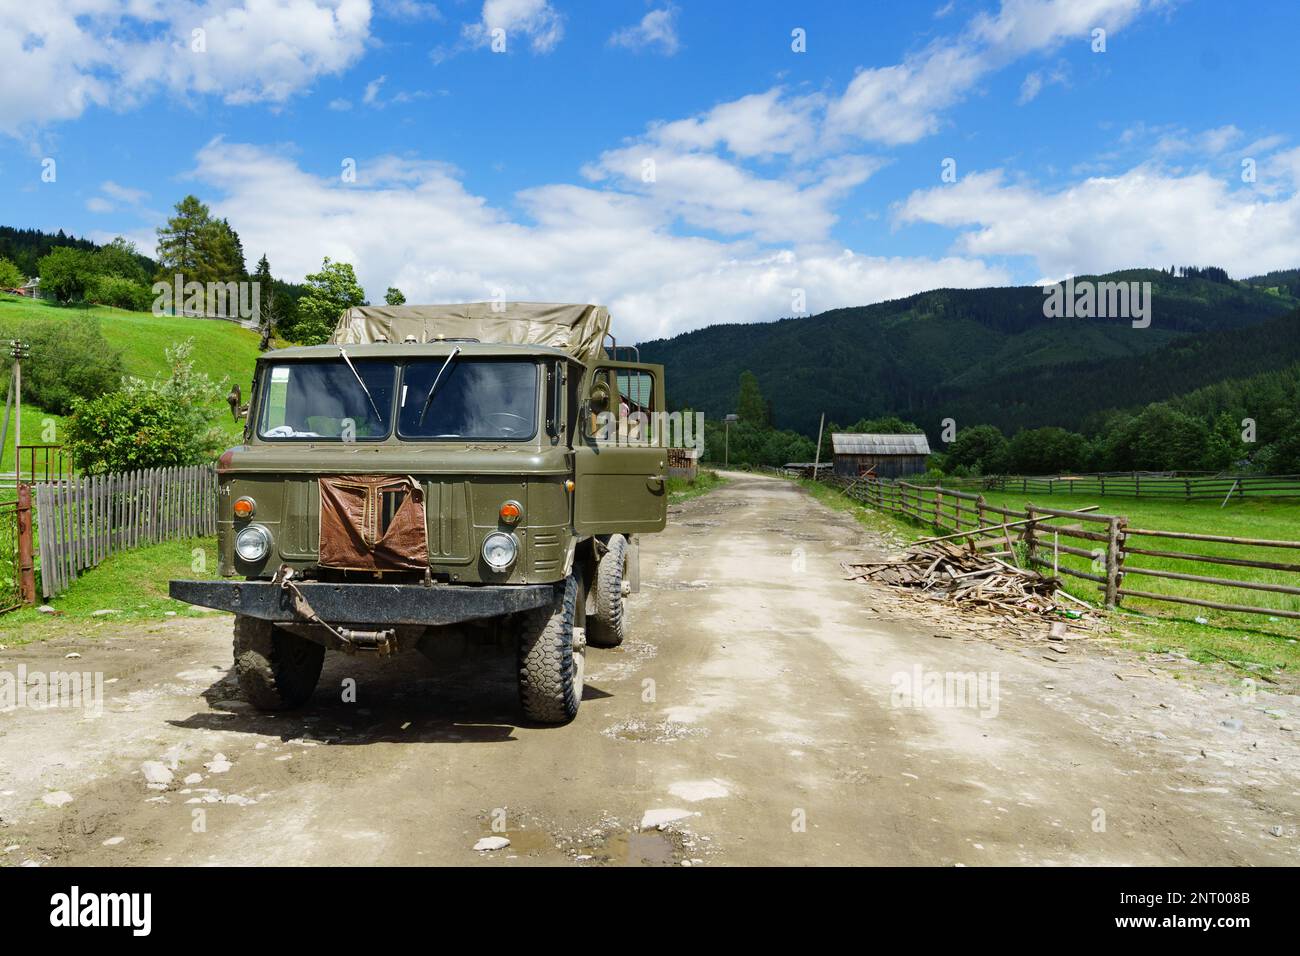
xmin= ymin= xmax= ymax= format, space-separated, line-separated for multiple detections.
xmin=0 ymin=225 xmax=156 ymax=279
xmin=638 ymin=269 xmax=1299 ymax=436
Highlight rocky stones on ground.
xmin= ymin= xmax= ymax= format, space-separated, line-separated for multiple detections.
xmin=141 ymin=761 xmax=173 ymax=786
xmin=473 ymin=836 xmax=511 ymax=851
xmin=204 ymin=754 xmax=232 ymax=773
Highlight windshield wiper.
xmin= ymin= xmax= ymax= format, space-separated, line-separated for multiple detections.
xmin=418 ymin=346 xmax=462 ymax=426
xmin=338 ymin=347 xmax=385 ymax=423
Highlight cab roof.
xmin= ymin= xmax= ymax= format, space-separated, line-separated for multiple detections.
xmin=264 ymin=341 xmax=579 ymax=361
xmin=328 ymin=301 xmax=610 ymax=362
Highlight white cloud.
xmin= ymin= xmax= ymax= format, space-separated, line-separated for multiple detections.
xmin=895 ymin=164 xmax=1300 ymax=279
xmin=191 ymin=138 xmax=1007 ymax=342
xmin=463 ymin=0 xmax=562 ymax=54
xmin=826 ymin=0 xmax=1150 ymax=145
xmin=650 ymin=89 xmax=820 ymax=158
xmin=363 ymin=75 xmax=386 ymax=104
xmin=0 ymin=0 xmax=372 ymax=136
xmin=609 ymin=6 xmax=680 ymax=55
xmin=582 ymin=146 xmax=883 ymax=244
xmin=86 ymin=197 xmax=115 ymax=214
xmin=329 ymin=97 xmax=353 ymax=110
xmin=102 ymin=181 xmax=150 ymax=205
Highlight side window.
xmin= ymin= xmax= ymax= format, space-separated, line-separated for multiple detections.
xmin=585 ymin=366 xmax=656 ymax=444
xmin=617 ymin=370 xmax=655 ymax=414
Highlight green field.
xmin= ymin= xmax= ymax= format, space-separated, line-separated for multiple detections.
xmin=0 ymin=294 xmax=259 ymax=474
xmin=0 ymin=293 xmax=265 ymax=386
xmin=976 ymin=489 xmax=1299 ymax=617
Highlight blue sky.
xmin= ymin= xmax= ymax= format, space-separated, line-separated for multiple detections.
xmin=3 ymin=0 xmax=1299 ymax=342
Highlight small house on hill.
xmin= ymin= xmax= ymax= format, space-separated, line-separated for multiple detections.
xmin=831 ymin=433 xmax=931 ymax=479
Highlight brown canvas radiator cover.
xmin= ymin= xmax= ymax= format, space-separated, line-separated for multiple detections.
xmin=318 ymin=475 xmax=428 ymax=571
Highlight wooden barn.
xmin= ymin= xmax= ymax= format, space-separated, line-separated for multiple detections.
xmin=831 ymin=433 xmax=932 ymax=479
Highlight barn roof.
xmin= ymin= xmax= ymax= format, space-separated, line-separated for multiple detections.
xmin=831 ymin=433 xmax=932 ymax=456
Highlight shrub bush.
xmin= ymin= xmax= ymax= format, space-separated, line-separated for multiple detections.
xmin=0 ymin=317 xmax=125 ymax=415
xmin=86 ymin=274 xmax=153 ymax=311
xmin=64 ymin=339 xmax=227 ymax=474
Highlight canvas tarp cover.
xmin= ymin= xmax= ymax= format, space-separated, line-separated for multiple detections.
xmin=330 ymin=302 xmax=610 ymax=362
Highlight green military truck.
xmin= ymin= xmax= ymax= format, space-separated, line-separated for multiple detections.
xmin=170 ymin=303 xmax=667 ymax=723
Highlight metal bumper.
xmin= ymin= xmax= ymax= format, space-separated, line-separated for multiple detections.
xmin=168 ymin=579 xmax=555 ymax=626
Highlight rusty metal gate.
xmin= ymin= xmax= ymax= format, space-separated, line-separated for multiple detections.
xmin=0 ymin=485 xmax=35 ymax=613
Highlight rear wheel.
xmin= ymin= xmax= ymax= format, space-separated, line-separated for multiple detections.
xmin=587 ymin=534 xmax=628 ymax=648
xmin=233 ymin=615 xmax=325 ymax=710
xmin=517 ymin=573 xmax=583 ymax=724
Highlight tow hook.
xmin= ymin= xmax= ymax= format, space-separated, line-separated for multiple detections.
xmin=273 ymin=565 xmax=398 ymax=655
xmin=334 ymin=628 xmax=399 ymax=656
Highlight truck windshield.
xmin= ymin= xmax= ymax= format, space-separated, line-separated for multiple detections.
xmin=398 ymin=359 xmax=538 ymax=440
xmin=258 ymin=360 xmax=396 ymax=440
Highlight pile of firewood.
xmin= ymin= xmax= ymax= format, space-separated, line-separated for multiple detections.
xmin=844 ymin=540 xmax=1072 ymax=617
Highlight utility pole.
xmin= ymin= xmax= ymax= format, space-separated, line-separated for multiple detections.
xmin=812 ymin=412 xmax=825 ymax=479
xmin=724 ymin=413 xmax=739 ymax=467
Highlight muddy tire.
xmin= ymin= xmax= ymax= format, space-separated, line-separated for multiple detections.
xmin=517 ymin=574 xmax=584 ymax=724
xmin=233 ymin=615 xmax=325 ymax=710
xmin=587 ymin=534 xmax=628 ymax=648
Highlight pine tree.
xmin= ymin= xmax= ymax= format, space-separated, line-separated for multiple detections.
xmin=736 ymin=370 xmax=770 ymax=426
xmin=156 ymin=195 xmax=215 ymax=282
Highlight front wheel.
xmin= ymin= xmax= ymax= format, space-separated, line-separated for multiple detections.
xmin=517 ymin=573 xmax=583 ymax=724
xmin=233 ymin=615 xmax=325 ymax=710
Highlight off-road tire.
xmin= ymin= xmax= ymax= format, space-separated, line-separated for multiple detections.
xmin=233 ymin=615 xmax=325 ymax=710
xmin=587 ymin=534 xmax=628 ymax=648
xmin=517 ymin=574 xmax=583 ymax=724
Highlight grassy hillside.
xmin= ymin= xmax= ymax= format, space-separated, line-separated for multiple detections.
xmin=0 ymin=294 xmax=259 ymax=470
xmin=639 ymin=270 xmax=1300 ymax=436
xmin=0 ymin=294 xmax=264 ymax=388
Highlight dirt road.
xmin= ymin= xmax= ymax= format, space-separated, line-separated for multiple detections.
xmin=2 ymin=471 xmax=1297 ymax=866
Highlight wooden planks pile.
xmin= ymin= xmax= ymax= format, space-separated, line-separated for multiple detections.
xmin=844 ymin=540 xmax=1070 ymax=617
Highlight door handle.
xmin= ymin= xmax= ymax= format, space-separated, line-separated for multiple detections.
xmin=646 ymin=476 xmax=664 ymax=492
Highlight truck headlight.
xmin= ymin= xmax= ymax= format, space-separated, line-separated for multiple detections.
xmin=482 ymin=531 xmax=518 ymax=571
xmin=235 ymin=525 xmax=272 ymax=563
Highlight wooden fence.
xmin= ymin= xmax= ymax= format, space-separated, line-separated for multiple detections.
xmin=34 ymin=465 xmax=218 ymax=599
xmin=961 ymin=472 xmax=1300 ymax=502
xmin=822 ymin=476 xmax=1300 ymax=621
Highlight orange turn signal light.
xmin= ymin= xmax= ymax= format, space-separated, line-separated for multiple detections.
xmin=565 ymin=480 xmax=575 ymax=493
xmin=499 ymin=500 xmax=522 ymax=524
xmin=233 ymin=496 xmax=256 ymax=519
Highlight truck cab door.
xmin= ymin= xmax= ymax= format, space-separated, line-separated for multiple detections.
xmin=573 ymin=361 xmax=667 ymax=535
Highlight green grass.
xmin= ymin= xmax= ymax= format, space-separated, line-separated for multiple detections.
xmin=975 ymin=489 xmax=1300 ymax=621
xmin=0 ymin=536 xmax=222 ymax=642
xmin=668 ymin=469 xmax=725 ymax=503
xmin=0 ymin=294 xmax=253 ymax=472
xmin=0 ymin=294 xmax=264 ymax=386
xmin=797 ymin=477 xmax=1299 ymax=676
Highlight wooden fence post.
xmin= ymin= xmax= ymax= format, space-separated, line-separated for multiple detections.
xmin=16 ymin=484 xmax=35 ymax=605
xmin=1105 ymin=516 xmax=1127 ymax=609
xmin=1025 ymin=503 xmax=1039 ymax=569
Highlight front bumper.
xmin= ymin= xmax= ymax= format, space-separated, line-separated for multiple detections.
xmin=168 ymin=579 xmax=555 ymax=626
